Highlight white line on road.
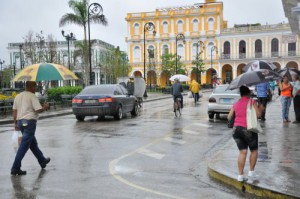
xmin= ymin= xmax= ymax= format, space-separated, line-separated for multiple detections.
xmin=164 ymin=137 xmax=186 ymax=145
xmin=138 ymin=149 xmax=165 ymax=160
xmin=193 ymin=123 xmax=213 ymax=128
xmin=182 ymin=128 xmax=199 ymax=135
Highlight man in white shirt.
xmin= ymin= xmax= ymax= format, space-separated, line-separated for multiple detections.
xmin=292 ymin=74 xmax=300 ymax=123
xmin=11 ymin=81 xmax=50 ymax=175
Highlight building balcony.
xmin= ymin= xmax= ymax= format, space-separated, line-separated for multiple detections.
xmin=218 ymin=51 xmax=300 ymax=61
xmin=255 ymin=52 xmax=262 ymax=59
xmin=190 ymin=32 xmax=200 ymax=38
xmin=161 ymin=33 xmax=169 ymax=40
xmin=130 ymin=35 xmax=140 ymax=42
xmin=146 ymin=34 xmax=155 ymax=40
xmin=206 ymin=30 xmax=216 ymax=38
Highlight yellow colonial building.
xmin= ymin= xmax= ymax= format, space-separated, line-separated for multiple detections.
xmin=125 ymin=0 xmax=300 ymax=86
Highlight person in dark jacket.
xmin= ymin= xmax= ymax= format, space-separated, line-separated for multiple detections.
xmin=171 ymin=78 xmax=183 ymax=110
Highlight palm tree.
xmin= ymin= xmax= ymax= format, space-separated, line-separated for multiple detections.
xmin=59 ymin=0 xmax=108 ymax=85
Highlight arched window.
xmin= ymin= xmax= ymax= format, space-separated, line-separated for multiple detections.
xmin=192 ymin=43 xmax=198 ymax=60
xmin=177 ymin=20 xmax=183 ymax=33
xmin=162 ymin=44 xmax=169 ymax=55
xmin=192 ymin=19 xmax=199 ymax=32
xmin=134 ymin=23 xmax=139 ymax=35
xmin=133 ymin=46 xmax=140 ymax=62
xmin=255 ymin=39 xmax=262 ymax=58
xmin=178 ymin=44 xmax=184 ymax=59
xmin=163 ymin=21 xmax=168 ymax=33
xmin=239 ymin=40 xmax=246 ymax=59
xmin=148 ymin=45 xmax=155 ymax=59
xmin=208 ymin=18 xmax=214 ymax=30
xmin=223 ymin=41 xmax=230 ymax=59
xmin=288 ymin=42 xmax=296 ymax=56
xmin=271 ymin=38 xmax=279 ymax=57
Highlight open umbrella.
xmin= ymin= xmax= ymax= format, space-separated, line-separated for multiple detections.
xmin=278 ymin=68 xmax=300 ymax=81
xmin=227 ymin=69 xmax=282 ymax=90
xmin=243 ymin=60 xmax=276 ymax=72
xmin=13 ymin=63 xmax=79 ymax=82
xmin=169 ymin=74 xmax=190 ymax=82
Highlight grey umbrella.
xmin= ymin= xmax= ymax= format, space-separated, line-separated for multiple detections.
xmin=243 ymin=60 xmax=277 ymax=72
xmin=227 ymin=69 xmax=282 ymax=90
xmin=278 ymin=68 xmax=300 ymax=81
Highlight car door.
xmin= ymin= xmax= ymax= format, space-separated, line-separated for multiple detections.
xmin=119 ymin=85 xmax=134 ymax=113
xmin=116 ymin=85 xmax=129 ymax=113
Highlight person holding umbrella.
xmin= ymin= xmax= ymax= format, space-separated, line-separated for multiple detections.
xmin=11 ymin=81 xmax=51 ymax=175
xmin=227 ymin=86 xmax=264 ymax=182
xmin=171 ymin=78 xmax=183 ymax=110
xmin=278 ymin=75 xmax=293 ymax=123
xmin=291 ymin=74 xmax=300 ymax=123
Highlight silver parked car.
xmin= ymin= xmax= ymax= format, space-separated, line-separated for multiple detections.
xmin=72 ymin=84 xmax=139 ymax=121
xmin=208 ymin=84 xmax=240 ymax=119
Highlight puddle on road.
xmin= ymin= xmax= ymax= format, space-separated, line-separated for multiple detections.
xmin=258 ymin=141 xmax=272 ymax=162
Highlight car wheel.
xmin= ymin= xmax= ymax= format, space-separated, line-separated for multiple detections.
xmin=114 ymin=106 xmax=123 ymax=120
xmin=76 ymin=115 xmax=85 ymax=121
xmin=208 ymin=113 xmax=215 ymax=119
xmin=131 ymin=103 xmax=139 ymax=117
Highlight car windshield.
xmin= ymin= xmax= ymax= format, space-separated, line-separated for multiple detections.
xmin=213 ymin=86 xmax=239 ymax=94
xmin=80 ymin=85 xmax=115 ymax=95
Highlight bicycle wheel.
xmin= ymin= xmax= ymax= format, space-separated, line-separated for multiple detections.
xmin=175 ymin=100 xmax=181 ymax=117
xmin=177 ymin=100 xmax=181 ymax=116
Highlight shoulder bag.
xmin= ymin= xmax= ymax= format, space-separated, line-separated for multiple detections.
xmin=246 ymin=99 xmax=263 ymax=133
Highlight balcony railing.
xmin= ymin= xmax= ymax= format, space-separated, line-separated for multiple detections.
xmin=288 ymin=51 xmax=296 ymax=56
xmin=221 ymin=54 xmax=231 ymax=59
xmin=239 ymin=53 xmax=246 ymax=59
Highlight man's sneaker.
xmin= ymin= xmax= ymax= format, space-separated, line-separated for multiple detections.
xmin=11 ymin=169 xmax=27 ymax=176
xmin=248 ymin=171 xmax=259 ymax=182
xmin=41 ymin=157 xmax=51 ymax=169
xmin=237 ymin=175 xmax=248 ymax=182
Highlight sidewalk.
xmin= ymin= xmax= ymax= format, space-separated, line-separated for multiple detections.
xmin=208 ymin=96 xmax=300 ymax=199
xmin=0 ymin=93 xmax=172 ymax=125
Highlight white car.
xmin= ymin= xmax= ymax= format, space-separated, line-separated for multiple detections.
xmin=208 ymin=84 xmax=240 ymax=119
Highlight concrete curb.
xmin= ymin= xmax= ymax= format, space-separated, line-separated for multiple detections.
xmin=208 ymin=167 xmax=297 ymax=199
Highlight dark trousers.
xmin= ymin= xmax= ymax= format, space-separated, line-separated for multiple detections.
xmin=192 ymin=92 xmax=199 ymax=102
xmin=11 ymin=120 xmax=46 ymax=171
xmin=294 ymin=95 xmax=300 ymax=122
xmin=173 ymin=95 xmax=183 ymax=108
xmin=257 ymin=97 xmax=268 ymax=119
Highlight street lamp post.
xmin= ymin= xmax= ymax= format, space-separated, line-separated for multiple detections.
xmin=143 ymin=22 xmax=156 ymax=97
xmin=210 ymin=45 xmax=218 ymax=88
xmin=195 ymin=41 xmax=205 ymax=83
xmin=0 ymin=59 xmax=4 ymax=89
xmin=19 ymin=44 xmax=23 ymax=69
xmin=175 ymin=33 xmax=185 ymax=74
xmin=61 ymin=30 xmax=76 ymax=70
xmin=88 ymin=3 xmax=104 ymax=85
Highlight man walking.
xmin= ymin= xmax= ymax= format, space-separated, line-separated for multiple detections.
xmin=11 ymin=81 xmax=50 ymax=175
xmin=256 ymin=82 xmax=271 ymax=121
xmin=292 ymin=74 xmax=300 ymax=123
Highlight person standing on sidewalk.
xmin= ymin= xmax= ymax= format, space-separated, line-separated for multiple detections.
xmin=278 ymin=76 xmax=293 ymax=123
xmin=227 ymin=86 xmax=264 ymax=182
xmin=189 ymin=80 xmax=200 ymax=103
xmin=291 ymin=74 xmax=300 ymax=123
xmin=11 ymin=81 xmax=51 ymax=176
xmin=255 ymin=82 xmax=271 ymax=121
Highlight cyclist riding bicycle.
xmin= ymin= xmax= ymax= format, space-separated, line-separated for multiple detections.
xmin=171 ymin=78 xmax=183 ymax=111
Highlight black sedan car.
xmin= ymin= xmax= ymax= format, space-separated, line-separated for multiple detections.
xmin=72 ymin=84 xmax=139 ymax=121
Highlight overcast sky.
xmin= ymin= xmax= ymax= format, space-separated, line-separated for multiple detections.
xmin=0 ymin=0 xmax=287 ymax=67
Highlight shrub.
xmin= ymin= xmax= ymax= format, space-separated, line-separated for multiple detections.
xmin=47 ymin=86 xmax=82 ymax=101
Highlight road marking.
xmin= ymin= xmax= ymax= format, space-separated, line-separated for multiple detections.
xmin=164 ymin=137 xmax=186 ymax=145
xmin=138 ymin=149 xmax=165 ymax=160
xmin=109 ymin=133 xmax=185 ymax=199
xmin=193 ymin=123 xmax=213 ymax=128
xmin=182 ymin=128 xmax=199 ymax=135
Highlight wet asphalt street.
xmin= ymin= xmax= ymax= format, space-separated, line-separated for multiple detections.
xmin=0 ymin=93 xmax=247 ymax=199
